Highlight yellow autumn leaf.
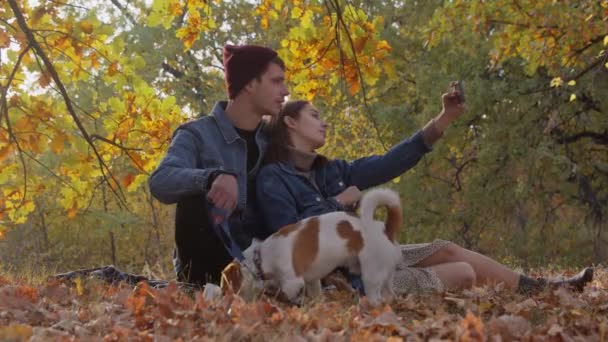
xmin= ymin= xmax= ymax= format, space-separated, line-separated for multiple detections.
xmin=176 ymin=27 xmax=198 ymax=50
xmin=74 ymin=277 xmax=83 ymax=295
xmin=79 ymin=20 xmax=94 ymax=34
xmin=291 ymin=7 xmax=303 ymax=18
xmin=567 ymin=80 xmax=576 ymax=86
xmin=569 ymin=93 xmax=577 ymax=102
xmin=376 ymin=40 xmax=392 ymax=51
xmin=0 ymin=30 xmax=10 ymax=48
xmin=604 ymin=35 xmax=608 ymax=46
xmin=550 ymin=77 xmax=563 ymax=87
xmin=261 ymin=16 xmax=269 ymax=29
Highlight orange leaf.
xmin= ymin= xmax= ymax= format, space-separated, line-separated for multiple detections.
xmin=38 ymin=70 xmax=52 ymax=88
xmin=354 ymin=37 xmax=368 ymax=53
xmin=121 ymin=173 xmax=136 ymax=188
xmin=0 ymin=29 xmax=10 ymax=48
xmin=67 ymin=207 xmax=78 ymax=218
xmin=14 ymin=116 xmax=36 ymax=132
xmin=169 ymin=0 xmax=183 ymax=16
xmin=108 ymin=62 xmax=120 ymax=76
xmin=90 ymin=52 xmax=100 ymax=70
xmin=0 ymin=144 xmax=13 ymax=162
xmin=459 ymin=312 xmax=484 ymax=342
xmin=348 ymin=79 xmax=360 ymax=95
xmin=50 ymin=134 xmax=65 ymax=154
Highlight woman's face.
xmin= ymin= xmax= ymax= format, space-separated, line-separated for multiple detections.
xmin=287 ymin=103 xmax=328 ymax=151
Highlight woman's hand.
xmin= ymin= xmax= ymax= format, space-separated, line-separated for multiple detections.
xmin=433 ymin=82 xmax=466 ymax=132
xmin=334 ymin=186 xmax=362 ymax=207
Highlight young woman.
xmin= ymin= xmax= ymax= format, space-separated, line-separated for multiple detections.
xmin=255 ymin=89 xmax=593 ymax=295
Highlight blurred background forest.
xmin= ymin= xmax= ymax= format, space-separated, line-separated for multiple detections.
xmin=1 ymin=0 xmax=606 ymax=279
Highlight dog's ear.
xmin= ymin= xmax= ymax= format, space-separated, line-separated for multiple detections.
xmin=220 ymin=261 xmax=243 ymax=294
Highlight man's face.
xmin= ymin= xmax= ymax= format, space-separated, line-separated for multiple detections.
xmin=250 ymin=63 xmax=289 ymax=116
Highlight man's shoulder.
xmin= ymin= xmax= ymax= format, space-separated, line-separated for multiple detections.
xmin=174 ymin=116 xmax=217 ymax=137
xmin=179 ymin=115 xmax=215 ymax=129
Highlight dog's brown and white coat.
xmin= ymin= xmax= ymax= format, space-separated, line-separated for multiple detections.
xmin=241 ymin=188 xmax=403 ymax=304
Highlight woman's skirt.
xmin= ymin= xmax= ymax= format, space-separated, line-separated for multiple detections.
xmin=392 ymin=239 xmax=451 ymax=294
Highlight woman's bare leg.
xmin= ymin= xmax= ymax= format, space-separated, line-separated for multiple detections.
xmin=427 ymin=261 xmax=477 ymax=290
xmin=415 ymin=243 xmax=520 ymax=288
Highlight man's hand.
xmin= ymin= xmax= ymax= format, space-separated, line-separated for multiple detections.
xmin=207 ymin=173 xmax=238 ymax=223
xmin=334 ymin=186 xmax=362 ymax=207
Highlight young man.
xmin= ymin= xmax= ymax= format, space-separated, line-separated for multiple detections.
xmin=149 ymin=45 xmax=289 ymax=286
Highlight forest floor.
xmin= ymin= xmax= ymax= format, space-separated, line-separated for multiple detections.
xmin=0 ymin=266 xmax=607 ymax=341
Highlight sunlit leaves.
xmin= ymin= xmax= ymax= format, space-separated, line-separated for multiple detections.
xmin=149 ymin=0 xmax=216 ymax=50
xmin=0 ymin=0 xmax=186 ymax=227
xmin=255 ymin=1 xmax=396 ymax=101
xmin=428 ymin=0 xmax=607 ymax=82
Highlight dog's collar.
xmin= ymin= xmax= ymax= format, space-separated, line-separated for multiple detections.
xmin=253 ymin=245 xmax=267 ymax=280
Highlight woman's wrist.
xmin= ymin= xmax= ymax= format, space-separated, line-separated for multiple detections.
xmin=422 ymin=116 xmax=444 ymax=147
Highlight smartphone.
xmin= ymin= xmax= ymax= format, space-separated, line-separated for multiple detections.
xmin=456 ymin=81 xmax=465 ymax=103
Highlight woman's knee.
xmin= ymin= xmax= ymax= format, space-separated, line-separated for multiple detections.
xmin=433 ymin=261 xmax=476 ymax=290
xmin=436 ymin=242 xmax=465 ymax=262
xmin=457 ymin=262 xmax=477 ymax=288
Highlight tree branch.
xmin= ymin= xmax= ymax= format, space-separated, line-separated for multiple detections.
xmin=90 ymin=134 xmax=143 ymax=151
xmin=110 ymin=0 xmax=136 ymax=26
xmin=555 ymin=130 xmax=608 ymax=145
xmin=328 ymin=0 xmax=388 ymax=150
xmin=7 ymin=0 xmax=128 ymax=208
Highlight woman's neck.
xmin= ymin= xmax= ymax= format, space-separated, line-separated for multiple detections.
xmin=289 ymin=135 xmax=315 ymax=154
xmin=287 ymin=146 xmax=317 ymax=171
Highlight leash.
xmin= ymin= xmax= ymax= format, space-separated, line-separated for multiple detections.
xmin=209 ymin=206 xmax=245 ymax=262
xmin=208 ymin=206 xmax=264 ymax=280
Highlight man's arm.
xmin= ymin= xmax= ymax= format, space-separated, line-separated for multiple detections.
xmin=148 ymin=128 xmax=228 ymax=204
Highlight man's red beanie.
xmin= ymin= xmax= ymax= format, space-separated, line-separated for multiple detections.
xmin=223 ymin=44 xmax=278 ymax=99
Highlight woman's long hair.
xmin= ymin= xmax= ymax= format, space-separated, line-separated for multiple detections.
xmin=263 ymin=100 xmax=309 ymax=165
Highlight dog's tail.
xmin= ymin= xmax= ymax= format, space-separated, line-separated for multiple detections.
xmin=359 ymin=188 xmax=402 ymax=242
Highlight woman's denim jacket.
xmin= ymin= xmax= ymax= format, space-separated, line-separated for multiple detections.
xmin=256 ymin=131 xmax=432 ymax=234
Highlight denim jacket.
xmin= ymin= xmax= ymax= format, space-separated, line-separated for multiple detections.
xmin=256 ymin=130 xmax=432 ymax=234
xmin=149 ymin=101 xmax=269 ymax=243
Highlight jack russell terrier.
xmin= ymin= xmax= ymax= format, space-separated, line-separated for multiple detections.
xmin=237 ymin=188 xmax=403 ymax=305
